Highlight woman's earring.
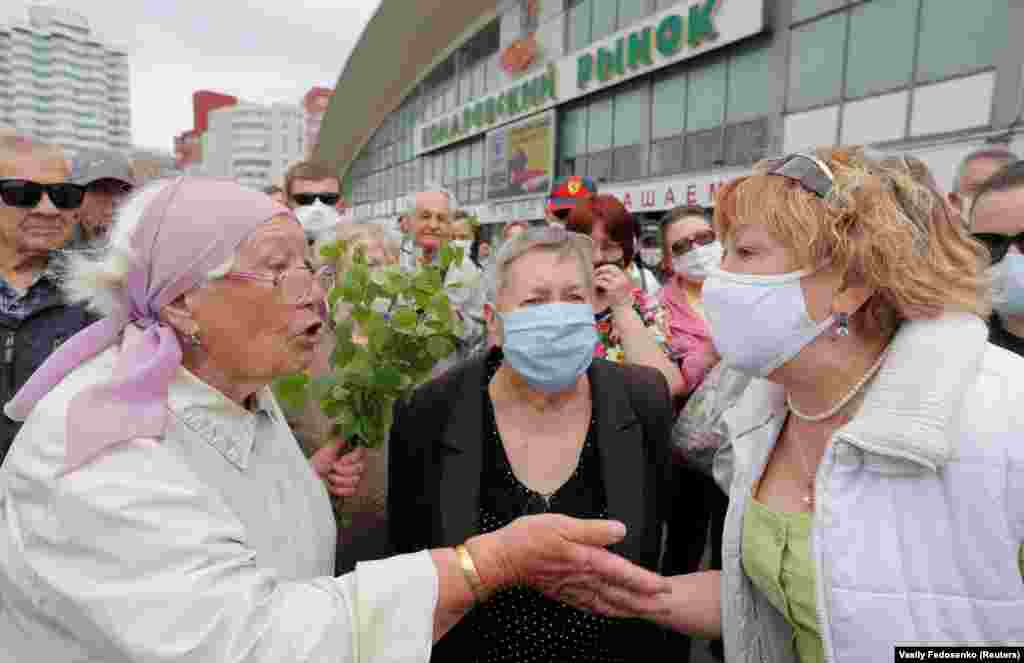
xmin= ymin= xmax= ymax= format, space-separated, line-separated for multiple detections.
xmin=834 ymin=312 xmax=850 ymax=338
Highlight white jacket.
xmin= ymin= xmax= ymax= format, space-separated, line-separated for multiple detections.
xmin=713 ymin=314 xmax=1024 ymax=662
xmin=0 ymin=338 xmax=438 ymax=662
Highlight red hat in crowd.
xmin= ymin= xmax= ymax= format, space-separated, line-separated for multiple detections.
xmin=546 ymin=175 xmax=598 ymax=217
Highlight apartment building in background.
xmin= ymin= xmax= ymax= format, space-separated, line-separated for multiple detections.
xmin=174 ymin=89 xmax=238 ymax=171
xmin=203 ymin=101 xmax=305 ymax=191
xmin=0 ymin=4 xmax=131 ymax=158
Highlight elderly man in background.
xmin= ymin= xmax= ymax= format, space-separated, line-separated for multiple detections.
xmin=70 ymin=148 xmax=135 ymax=246
xmin=0 ymin=135 xmax=94 ymax=462
xmin=948 ymin=146 xmax=1018 ymax=223
xmin=400 ymin=187 xmax=488 ymax=372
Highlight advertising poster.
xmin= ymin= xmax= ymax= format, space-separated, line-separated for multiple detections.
xmin=486 ymin=110 xmax=555 ymax=202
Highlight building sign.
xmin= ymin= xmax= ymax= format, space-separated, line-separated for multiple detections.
xmin=486 ymin=110 xmax=555 ymax=202
xmin=414 ymin=0 xmax=763 ymax=157
xmin=602 ymin=165 xmax=751 ymax=213
xmin=577 ymin=0 xmax=718 ymax=91
xmin=420 ymin=64 xmax=557 ymax=153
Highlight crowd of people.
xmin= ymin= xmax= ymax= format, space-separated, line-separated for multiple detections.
xmin=0 ymin=129 xmax=1021 ymax=662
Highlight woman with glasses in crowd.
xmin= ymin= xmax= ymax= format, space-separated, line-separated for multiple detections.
xmin=565 ymin=195 xmax=685 ymax=398
xmin=593 ymin=147 xmax=1024 ymax=661
xmin=0 ymin=178 xmax=670 ymax=662
xmin=388 ymin=227 xmax=677 ymax=662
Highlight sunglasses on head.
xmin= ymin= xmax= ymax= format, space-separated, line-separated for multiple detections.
xmin=972 ymin=232 xmax=1024 ymax=265
xmin=0 ymin=179 xmax=86 ymax=210
xmin=763 ymin=153 xmax=835 ymax=199
xmin=292 ymin=192 xmax=341 ymax=207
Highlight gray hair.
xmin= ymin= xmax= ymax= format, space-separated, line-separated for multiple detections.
xmin=484 ymin=227 xmax=594 ymax=304
xmin=952 ymin=147 xmax=1018 ymax=193
xmin=62 ymin=178 xmax=235 ymax=318
xmin=418 ymin=181 xmax=460 ymax=209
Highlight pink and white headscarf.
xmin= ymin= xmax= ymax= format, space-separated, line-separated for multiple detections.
xmin=4 ymin=177 xmax=293 ymax=473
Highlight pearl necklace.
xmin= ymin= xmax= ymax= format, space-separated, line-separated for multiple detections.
xmin=786 ymin=347 xmax=889 ymax=423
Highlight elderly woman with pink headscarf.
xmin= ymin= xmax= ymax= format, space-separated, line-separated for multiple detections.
xmin=0 ymin=177 xmax=670 ymax=662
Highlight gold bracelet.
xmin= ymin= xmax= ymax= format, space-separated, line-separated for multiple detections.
xmin=454 ymin=543 xmax=486 ymax=604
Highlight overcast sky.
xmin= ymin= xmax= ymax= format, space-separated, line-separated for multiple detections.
xmin=10 ymin=0 xmax=381 ymax=152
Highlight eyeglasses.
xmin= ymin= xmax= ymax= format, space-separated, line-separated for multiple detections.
xmin=972 ymin=232 xmax=1024 ymax=265
xmin=292 ymin=192 xmax=341 ymax=207
xmin=669 ymin=230 xmax=717 ymax=257
xmin=0 ymin=178 xmax=86 ymax=210
xmin=763 ymin=153 xmax=835 ymax=199
xmin=223 ymin=263 xmax=334 ymax=305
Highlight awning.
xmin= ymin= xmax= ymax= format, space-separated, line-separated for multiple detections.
xmin=313 ymin=0 xmax=497 ymax=181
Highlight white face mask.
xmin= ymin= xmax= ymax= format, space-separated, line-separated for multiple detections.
xmin=452 ymin=239 xmax=472 ymax=251
xmin=701 ymin=267 xmax=834 ymax=378
xmin=640 ymin=248 xmax=662 ymax=267
xmin=673 ymin=241 xmax=723 ymax=281
xmin=294 ymin=201 xmax=342 ymax=238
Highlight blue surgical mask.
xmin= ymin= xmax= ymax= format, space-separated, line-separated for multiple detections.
xmin=993 ymin=253 xmax=1024 ymax=316
xmin=499 ymin=302 xmax=597 ymax=393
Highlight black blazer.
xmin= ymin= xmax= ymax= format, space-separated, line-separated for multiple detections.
xmin=387 ymin=353 xmax=675 ymax=572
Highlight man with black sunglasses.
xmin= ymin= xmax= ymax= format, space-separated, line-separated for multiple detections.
xmin=283 ymin=160 xmax=346 ymax=247
xmin=969 ymin=159 xmax=1024 ymax=357
xmin=0 ymin=135 xmax=95 ymax=462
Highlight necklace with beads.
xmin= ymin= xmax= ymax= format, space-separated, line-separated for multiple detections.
xmin=786 ymin=346 xmax=889 ymax=423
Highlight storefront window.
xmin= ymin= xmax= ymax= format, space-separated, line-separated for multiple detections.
xmin=588 ymin=96 xmax=614 ymax=152
xmin=686 ymin=59 xmax=726 ymax=132
xmin=916 ymin=0 xmax=1005 ymax=83
xmin=592 ymin=0 xmax=617 ymax=43
xmin=569 ymin=0 xmax=592 ymax=53
xmin=787 ymin=12 xmax=846 ymax=110
xmin=724 ymin=118 xmax=769 ymax=166
xmin=684 ymin=128 xmax=721 ymax=171
xmin=613 ymin=143 xmax=647 ymax=181
xmin=727 ymin=44 xmax=774 ymax=124
xmin=617 ymin=0 xmax=651 ymax=31
xmin=559 ymin=106 xmax=587 ymax=157
xmin=613 ymin=83 xmax=649 ymax=147
xmin=792 ymin=0 xmax=845 ymax=24
xmin=652 ymin=69 xmax=686 ymax=139
xmin=586 ymin=150 xmax=612 ymax=181
xmin=845 ymin=0 xmax=916 ymax=99
xmin=650 ymin=135 xmax=684 ymax=176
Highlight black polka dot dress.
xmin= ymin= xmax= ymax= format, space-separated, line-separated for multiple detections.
xmin=430 ymin=350 xmax=648 ymax=663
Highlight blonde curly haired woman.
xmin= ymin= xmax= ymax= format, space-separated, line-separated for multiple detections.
xmin=594 ymin=147 xmax=1024 ymax=661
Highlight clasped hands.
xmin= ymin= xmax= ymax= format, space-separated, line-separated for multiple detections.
xmin=310 ymin=438 xmax=366 ymax=498
xmin=464 ymin=513 xmax=673 ymax=621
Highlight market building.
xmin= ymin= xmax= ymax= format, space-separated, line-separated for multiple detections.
xmin=315 ymin=0 xmax=1019 ymax=241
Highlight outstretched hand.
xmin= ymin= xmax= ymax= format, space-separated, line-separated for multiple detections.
xmin=310 ymin=438 xmax=366 ymax=498
xmin=467 ymin=514 xmax=672 ymax=620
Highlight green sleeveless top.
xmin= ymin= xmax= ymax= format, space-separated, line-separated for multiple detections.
xmin=742 ymin=496 xmax=1024 ymax=663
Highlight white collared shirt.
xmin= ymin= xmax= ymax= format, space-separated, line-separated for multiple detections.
xmin=0 ymin=341 xmax=437 ymax=662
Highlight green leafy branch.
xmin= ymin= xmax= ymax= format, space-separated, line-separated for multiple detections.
xmin=276 ymin=238 xmax=468 ymax=452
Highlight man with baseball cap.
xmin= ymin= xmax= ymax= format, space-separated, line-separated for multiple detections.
xmin=70 ymin=149 xmax=136 ymax=245
xmin=545 ymin=175 xmax=597 ymax=226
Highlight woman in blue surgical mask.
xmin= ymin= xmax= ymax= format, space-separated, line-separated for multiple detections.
xmin=387 ymin=226 xmax=677 ymax=663
xmin=592 ymin=147 xmax=1024 ymax=661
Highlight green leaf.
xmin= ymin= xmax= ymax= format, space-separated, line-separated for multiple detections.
xmin=453 ymin=246 xmax=465 ymax=265
xmin=372 ymin=365 xmax=403 ymax=390
xmin=392 ymin=307 xmax=418 ymax=331
xmin=273 ymin=373 xmax=309 ymax=411
xmin=427 ymin=336 xmax=455 ymax=360
xmin=319 ymin=241 xmax=341 ymax=260
xmin=309 ymin=374 xmax=338 ymax=401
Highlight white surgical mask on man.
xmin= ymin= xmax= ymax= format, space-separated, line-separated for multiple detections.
xmin=701 ymin=266 xmax=835 ymax=377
